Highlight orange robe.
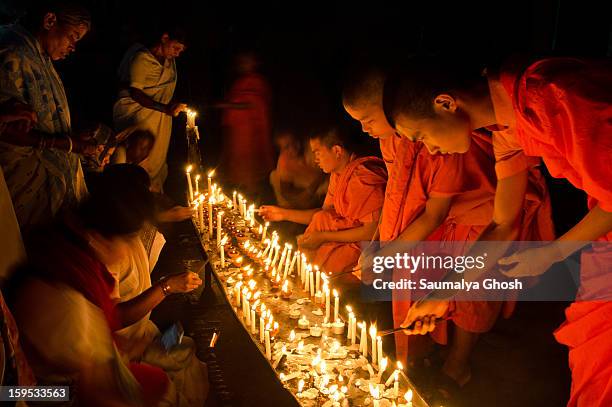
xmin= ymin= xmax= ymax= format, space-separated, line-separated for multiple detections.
xmin=222 ymin=73 xmax=275 ymax=192
xmin=490 ymin=57 xmax=612 ymax=407
xmin=301 ymin=156 xmax=387 ymax=276
xmin=385 ymin=132 xmax=554 ymax=363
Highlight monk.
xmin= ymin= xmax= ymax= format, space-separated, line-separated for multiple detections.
xmin=387 ymin=56 xmax=612 ymax=407
xmin=260 ymin=124 xmax=387 ymax=278
xmin=344 ymin=67 xmax=554 ymax=394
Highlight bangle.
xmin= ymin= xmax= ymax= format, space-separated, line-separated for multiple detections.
xmin=66 ymin=136 xmax=73 ymax=154
xmin=159 ymin=278 xmax=172 ymax=296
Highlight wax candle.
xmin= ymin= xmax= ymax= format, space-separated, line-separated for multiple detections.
xmin=207 ymin=169 xmax=214 ymax=192
xmin=378 ymin=357 xmax=388 ymax=382
xmin=370 ymin=325 xmax=377 ymax=366
xmin=262 ymin=222 xmax=268 ymax=243
xmin=289 ymin=251 xmax=298 ymax=275
xmin=315 ymin=266 xmax=320 ymax=293
xmin=185 ymin=165 xmax=194 ymax=202
xmin=360 ymin=321 xmax=367 ymax=355
xmin=259 ymin=316 xmax=265 ymax=342
xmin=283 ymin=246 xmax=292 ymax=279
xmin=216 ymin=211 xmax=223 ymax=246
xmin=304 ymin=267 xmax=310 ymax=293
xmin=241 ymin=200 xmax=247 ymax=220
xmin=265 ymin=329 xmax=271 ymax=360
xmin=351 ymin=315 xmax=357 ymax=345
xmin=278 ymin=245 xmax=287 ymax=273
xmin=324 ymin=285 xmax=330 ymax=321
xmin=395 ymin=362 xmax=403 ymax=398
xmin=346 ymin=306 xmax=353 ymax=340
xmin=377 ymin=336 xmax=383 ymax=367
xmin=208 ymin=197 xmax=213 ymax=238
xmin=220 ymin=236 xmax=227 ymax=268
xmin=404 ymin=389 xmax=413 ymax=407
xmin=233 ymin=191 xmax=237 ymax=209
xmin=309 ymin=270 xmax=315 ymax=297
xmin=251 ymin=308 xmax=257 ymax=334
xmin=333 ymin=289 xmax=339 ymax=322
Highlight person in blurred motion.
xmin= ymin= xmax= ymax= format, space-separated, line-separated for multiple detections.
xmin=0 ymin=2 xmax=98 ymax=232
xmin=218 ymin=51 xmax=274 ymax=195
xmin=269 ymin=127 xmax=328 ymax=210
xmin=113 ymin=24 xmax=188 ymax=192
xmin=261 ymin=124 xmax=387 ymax=279
xmin=112 ymin=127 xmax=156 ymax=166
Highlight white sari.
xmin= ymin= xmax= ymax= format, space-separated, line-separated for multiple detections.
xmin=113 ymin=44 xmax=177 ymax=191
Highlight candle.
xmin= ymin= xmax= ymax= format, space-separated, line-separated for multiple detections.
xmin=315 ymin=266 xmax=320 ymax=293
xmin=370 ymin=324 xmax=377 ymax=365
xmin=277 ymin=245 xmax=287 ymax=272
xmin=208 ymin=198 xmax=214 ymax=238
xmin=289 ymin=251 xmax=298 ymax=275
xmin=324 ymin=285 xmax=330 ymax=321
xmin=309 ymin=269 xmax=315 ymax=297
xmin=241 ymin=200 xmax=247 ymax=220
xmin=233 ymin=191 xmax=237 ymax=209
xmin=251 ymin=308 xmax=257 ymax=334
xmin=351 ymin=315 xmax=357 ymax=345
xmin=220 ymin=235 xmax=227 ymax=268
xmin=360 ymin=321 xmax=367 ymax=355
xmin=297 ymin=379 xmax=304 ymax=397
xmin=283 ymin=245 xmax=292 ymax=279
xmin=216 ymin=211 xmax=223 ymax=246
xmin=207 ymin=169 xmax=214 ymax=192
xmin=378 ymin=357 xmax=388 ymax=382
xmin=395 ymin=361 xmax=402 ymax=398
xmin=304 ymin=266 xmax=310 ymax=293
xmin=346 ymin=306 xmax=353 ymax=340
xmin=186 ymin=108 xmax=197 ymax=128
xmin=185 ymin=165 xmax=194 ymax=202
xmin=259 ymin=316 xmax=265 ymax=342
xmin=262 ymin=222 xmax=269 ymax=243
xmin=264 ymin=329 xmax=271 ymax=360
xmin=377 ymin=336 xmax=383 ymax=367
xmin=333 ymin=289 xmax=339 ymax=322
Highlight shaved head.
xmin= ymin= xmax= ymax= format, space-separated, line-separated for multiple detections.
xmin=342 ymin=66 xmax=387 ymax=109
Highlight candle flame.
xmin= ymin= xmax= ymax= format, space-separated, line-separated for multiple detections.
xmin=195 ymin=174 xmax=201 ymax=181
xmin=281 ymin=280 xmax=289 ymax=292
xmin=369 ymin=383 xmax=380 ymax=399
xmin=405 ymin=389 xmax=413 ymax=402
xmin=369 ymin=324 xmax=377 ymax=338
xmin=346 ymin=305 xmax=352 ymax=313
xmin=297 ymin=340 xmax=304 ymax=352
xmin=333 ymin=289 xmax=338 ymax=298
xmin=289 ymin=330 xmax=295 ymax=341
xmin=380 ymin=357 xmax=388 ymax=373
xmin=397 ymin=361 xmax=403 ymax=370
xmin=207 ymin=169 xmax=215 ymax=178
xmin=298 ymin=379 xmax=304 ymax=393
xmin=186 ymin=165 xmax=193 ymax=173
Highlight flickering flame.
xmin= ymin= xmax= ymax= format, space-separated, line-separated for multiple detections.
xmin=195 ymin=174 xmax=201 ymax=181
xmin=346 ymin=305 xmax=353 ymax=314
xmin=369 ymin=324 xmax=377 ymax=339
xmin=369 ymin=383 xmax=380 ymax=399
xmin=186 ymin=165 xmax=193 ymax=173
xmin=289 ymin=330 xmax=296 ymax=342
xmin=405 ymin=389 xmax=413 ymax=403
xmin=379 ymin=357 xmax=388 ymax=373
xmin=207 ymin=169 xmax=215 ymax=178
xmin=397 ymin=361 xmax=403 ymax=370
xmin=298 ymin=379 xmax=304 ymax=393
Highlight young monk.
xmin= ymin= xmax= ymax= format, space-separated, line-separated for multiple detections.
xmin=260 ymin=123 xmax=387 ymax=279
xmin=344 ymin=67 xmax=554 ymax=394
xmin=387 ymin=56 xmax=612 ymax=407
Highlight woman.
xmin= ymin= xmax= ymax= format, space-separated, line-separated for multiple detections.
xmin=0 ymin=3 xmax=97 ymax=232
xmin=8 ymin=164 xmax=175 ymax=406
xmin=113 ymin=25 xmax=187 ymax=192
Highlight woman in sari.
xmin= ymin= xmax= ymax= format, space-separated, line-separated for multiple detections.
xmin=7 ymin=164 xmax=177 ymax=406
xmin=113 ymin=26 xmax=187 ymax=192
xmin=0 ymin=3 xmax=98 ymax=232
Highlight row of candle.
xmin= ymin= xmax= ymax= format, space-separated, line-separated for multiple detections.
xmin=187 ymin=167 xmax=418 ymax=406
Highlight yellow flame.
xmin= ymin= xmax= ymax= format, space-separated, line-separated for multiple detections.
xmin=186 ymin=165 xmax=193 ymax=173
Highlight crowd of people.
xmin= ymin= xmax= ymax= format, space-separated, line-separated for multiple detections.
xmin=0 ymin=1 xmax=609 ymax=407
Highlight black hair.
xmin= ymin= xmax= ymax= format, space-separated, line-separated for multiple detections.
xmin=21 ymin=1 xmax=91 ymax=32
xmin=144 ymin=21 xmax=188 ymax=47
xmin=126 ymin=129 xmax=155 ymax=148
xmin=308 ymin=119 xmax=356 ymax=154
xmin=80 ymin=164 xmax=154 ymax=238
xmin=342 ymin=64 xmax=387 ymax=109
xmin=382 ymin=55 xmax=486 ymax=127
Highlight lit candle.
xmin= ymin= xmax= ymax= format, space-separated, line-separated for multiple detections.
xmin=289 ymin=251 xmax=298 ymax=275
xmin=277 ymin=245 xmax=287 ymax=273
xmin=194 ymin=174 xmax=200 ymax=196
xmin=315 ymin=266 xmax=320 ymax=293
xmin=185 ymin=165 xmax=194 ymax=202
xmin=251 ymin=308 xmax=257 ymax=334
xmin=324 ymin=285 xmax=330 ymax=321
xmin=333 ymin=289 xmax=339 ymax=322
xmin=309 ymin=269 xmax=315 ymax=297
xmin=233 ymin=191 xmax=237 ymax=209
xmin=351 ymin=315 xmax=357 ymax=345
xmin=207 ymin=169 xmax=214 ymax=192
xmin=259 ymin=316 xmax=265 ymax=342
xmin=220 ymin=235 xmax=228 ymax=268
xmin=304 ymin=266 xmax=310 ymax=293
xmin=297 ymin=379 xmax=304 ymax=397
xmin=377 ymin=335 xmax=383 ymax=367
xmin=208 ymin=197 xmax=214 ymax=238
xmin=283 ymin=245 xmax=292 ymax=279
xmin=216 ymin=211 xmax=223 ymax=246
xmin=404 ymin=389 xmax=413 ymax=407
xmin=394 ymin=362 xmax=402 ymax=398
xmin=346 ymin=306 xmax=353 ymax=340
xmin=262 ymin=222 xmax=269 ymax=243
xmin=378 ymin=357 xmax=388 ymax=382
xmin=241 ymin=199 xmax=247 ymax=220
xmin=359 ymin=321 xmax=367 ymax=355
xmin=265 ymin=329 xmax=271 ymax=360
xmin=370 ymin=324 xmax=377 ymax=366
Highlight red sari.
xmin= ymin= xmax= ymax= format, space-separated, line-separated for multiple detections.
xmin=491 ymin=57 xmax=612 ymax=406
xmin=301 ymin=156 xmax=387 ymax=275
xmin=222 ymin=73 xmax=275 ymax=192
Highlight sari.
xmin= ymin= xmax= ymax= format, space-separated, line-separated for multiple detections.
xmin=0 ymin=24 xmax=87 ymax=231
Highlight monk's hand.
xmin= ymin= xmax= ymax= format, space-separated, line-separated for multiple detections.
xmin=166 ymin=102 xmax=187 ymax=117
xmin=297 ymin=232 xmax=326 ymax=250
xmin=356 ymin=246 xmax=377 ymax=285
xmin=400 ymin=300 xmax=449 ymax=335
xmin=498 ymin=244 xmax=562 ymax=278
xmin=259 ymin=205 xmax=285 ymax=222
xmin=165 ymin=271 xmax=202 ymax=294
xmin=157 ymin=206 xmax=195 ymax=223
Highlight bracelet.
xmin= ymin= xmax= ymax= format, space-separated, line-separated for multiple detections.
xmin=159 ymin=278 xmax=172 ymax=296
xmin=66 ymin=135 xmax=73 ymax=154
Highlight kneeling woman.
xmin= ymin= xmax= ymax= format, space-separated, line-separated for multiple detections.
xmin=8 ymin=164 xmax=170 ymax=406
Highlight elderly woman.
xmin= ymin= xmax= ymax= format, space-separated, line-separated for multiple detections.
xmin=0 ymin=2 xmax=98 ymax=232
xmin=113 ymin=25 xmax=187 ymax=192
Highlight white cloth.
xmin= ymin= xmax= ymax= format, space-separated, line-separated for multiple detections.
xmin=113 ymin=44 xmax=177 ymax=190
